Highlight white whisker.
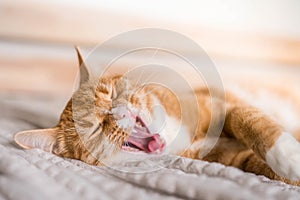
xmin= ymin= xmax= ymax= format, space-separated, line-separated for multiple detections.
xmin=142 ymin=71 xmax=159 ymax=85
xmin=134 ymin=68 xmax=146 ymax=88
xmin=139 ymin=87 xmax=158 ymax=98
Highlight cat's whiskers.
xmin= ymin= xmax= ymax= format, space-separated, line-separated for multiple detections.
xmin=133 ymin=83 xmax=147 ymax=95
xmin=141 ymin=87 xmax=158 ymax=97
xmin=142 ymin=71 xmax=159 ymax=85
xmin=133 ymin=70 xmax=158 ymax=90
xmin=133 ymin=68 xmax=146 ymax=89
xmin=134 ymin=74 xmax=156 ymax=92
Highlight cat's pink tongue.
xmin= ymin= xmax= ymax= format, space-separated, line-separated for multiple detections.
xmin=128 ymin=133 xmax=166 ymax=153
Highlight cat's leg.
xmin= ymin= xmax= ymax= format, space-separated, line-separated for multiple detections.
xmin=292 ymin=129 xmax=300 ymax=142
xmin=203 ymin=138 xmax=300 ymax=186
xmin=224 ymin=105 xmax=300 ymax=181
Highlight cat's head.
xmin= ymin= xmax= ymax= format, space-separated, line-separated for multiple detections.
xmin=14 ymin=47 xmax=167 ymax=165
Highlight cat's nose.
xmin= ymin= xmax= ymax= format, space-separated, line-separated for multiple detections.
xmin=111 ymin=105 xmax=136 ymax=129
xmin=112 ymin=105 xmax=135 ymax=120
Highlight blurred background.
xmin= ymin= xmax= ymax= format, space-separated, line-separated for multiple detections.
xmin=1 ymin=0 xmax=300 ymax=101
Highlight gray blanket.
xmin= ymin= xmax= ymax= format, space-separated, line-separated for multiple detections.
xmin=1 ymin=95 xmax=300 ymax=200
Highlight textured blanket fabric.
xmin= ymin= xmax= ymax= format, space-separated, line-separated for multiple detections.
xmin=1 ymin=96 xmax=300 ymax=200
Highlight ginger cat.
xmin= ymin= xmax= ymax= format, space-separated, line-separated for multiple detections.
xmin=14 ymin=47 xmax=300 ymax=186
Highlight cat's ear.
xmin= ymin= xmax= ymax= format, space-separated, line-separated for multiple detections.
xmin=75 ymin=46 xmax=90 ymax=85
xmin=14 ymin=128 xmax=59 ymax=152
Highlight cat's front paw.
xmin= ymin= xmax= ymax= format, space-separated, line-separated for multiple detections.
xmin=266 ymin=132 xmax=300 ymax=181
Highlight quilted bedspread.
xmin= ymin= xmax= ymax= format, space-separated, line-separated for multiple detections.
xmin=1 ymin=95 xmax=300 ymax=200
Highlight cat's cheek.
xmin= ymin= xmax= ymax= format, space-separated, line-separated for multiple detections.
xmin=266 ymin=132 xmax=300 ymax=181
xmin=157 ymin=116 xmax=191 ymax=155
xmin=147 ymin=104 xmax=191 ymax=154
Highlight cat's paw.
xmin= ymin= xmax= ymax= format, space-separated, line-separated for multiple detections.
xmin=266 ymin=132 xmax=300 ymax=181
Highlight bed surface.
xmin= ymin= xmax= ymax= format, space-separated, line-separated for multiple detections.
xmin=1 ymin=95 xmax=300 ymax=200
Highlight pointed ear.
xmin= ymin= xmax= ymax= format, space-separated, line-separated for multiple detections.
xmin=14 ymin=128 xmax=59 ymax=152
xmin=75 ymin=46 xmax=90 ymax=85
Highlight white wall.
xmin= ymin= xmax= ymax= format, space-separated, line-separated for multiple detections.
xmin=57 ymin=0 xmax=300 ymax=39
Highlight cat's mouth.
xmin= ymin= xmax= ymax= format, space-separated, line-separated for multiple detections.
xmin=122 ymin=116 xmax=166 ymax=153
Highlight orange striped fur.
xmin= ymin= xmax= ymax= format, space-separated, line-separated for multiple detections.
xmin=14 ymin=48 xmax=300 ymax=186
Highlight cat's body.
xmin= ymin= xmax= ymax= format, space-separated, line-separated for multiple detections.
xmin=14 ymin=48 xmax=300 ymax=186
